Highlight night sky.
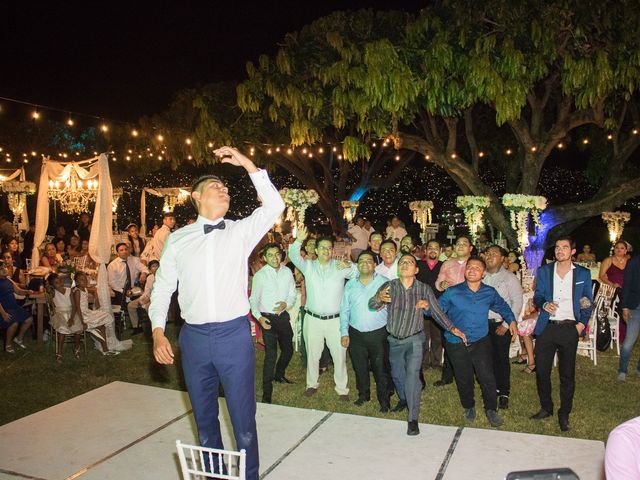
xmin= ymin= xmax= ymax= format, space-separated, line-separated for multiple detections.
xmin=1 ymin=1 xmax=426 ymax=122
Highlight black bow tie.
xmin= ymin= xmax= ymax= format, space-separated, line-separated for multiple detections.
xmin=204 ymin=221 xmax=226 ymax=234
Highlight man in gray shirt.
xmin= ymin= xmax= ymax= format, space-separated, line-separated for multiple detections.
xmin=483 ymin=245 xmax=523 ymax=410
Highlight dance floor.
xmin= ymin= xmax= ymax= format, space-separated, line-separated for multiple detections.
xmin=0 ymin=381 xmax=605 ymax=480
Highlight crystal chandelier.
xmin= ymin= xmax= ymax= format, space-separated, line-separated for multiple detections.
xmin=48 ymin=168 xmax=99 ymax=214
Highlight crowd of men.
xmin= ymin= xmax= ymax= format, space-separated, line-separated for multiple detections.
xmin=250 ymin=225 xmax=612 ymax=436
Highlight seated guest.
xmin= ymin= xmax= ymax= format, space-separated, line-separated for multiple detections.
xmin=250 ymin=243 xmax=297 ymax=403
xmin=40 ymin=242 xmax=63 ymax=272
xmin=66 ymin=235 xmax=83 ymax=259
xmin=55 ymin=239 xmax=68 ymax=261
xmin=47 ymin=273 xmax=84 ymax=362
xmin=2 ymin=249 xmax=25 ymax=286
xmin=439 ymin=257 xmax=517 ymax=427
xmin=126 ymin=223 xmax=146 ymax=257
xmin=369 ymin=253 xmax=465 ymax=436
xmin=127 ymin=260 xmax=159 ymax=335
xmin=375 ymin=239 xmax=399 ymax=280
xmin=576 ymin=244 xmax=597 ymax=263
xmin=72 ymin=272 xmax=117 ymax=355
xmin=341 ymin=251 xmax=391 ymax=412
xmin=53 ymin=225 xmax=69 ymax=246
xmin=4 ymin=238 xmax=21 ymax=267
xmin=0 ymin=260 xmax=34 ymax=353
xmin=605 ymin=416 xmax=640 ymax=479
xmin=107 ymin=243 xmax=148 ymax=306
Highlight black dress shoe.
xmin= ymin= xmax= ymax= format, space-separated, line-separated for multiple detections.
xmin=559 ymin=415 xmax=570 ymax=432
xmin=407 ymin=420 xmax=420 ymax=436
xmin=262 ymin=394 xmax=272 ymax=404
xmin=354 ymin=397 xmax=369 ymax=406
xmin=530 ymin=409 xmax=553 ymax=420
xmin=392 ymin=400 xmax=407 ymax=412
xmin=498 ymin=395 xmax=509 ymax=410
xmin=433 ymin=379 xmax=453 ymax=387
xmin=379 ymin=404 xmax=390 ymax=413
xmin=274 ymin=376 xmax=294 ymax=384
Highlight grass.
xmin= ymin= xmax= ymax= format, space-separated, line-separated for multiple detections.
xmin=2 ymin=323 xmax=639 ymax=443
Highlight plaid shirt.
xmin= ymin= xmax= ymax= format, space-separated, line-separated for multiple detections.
xmin=369 ymin=278 xmax=454 ymax=338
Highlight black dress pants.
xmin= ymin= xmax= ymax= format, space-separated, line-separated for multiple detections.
xmin=488 ymin=321 xmax=512 ymax=397
xmin=440 ymin=329 xmax=454 ymax=383
xmin=446 ymin=336 xmax=497 ymax=411
xmin=534 ymin=322 xmax=579 ymax=416
xmin=348 ymin=325 xmax=390 ymax=407
xmin=423 ymin=317 xmax=443 ymax=367
xmin=261 ymin=311 xmax=294 ymax=397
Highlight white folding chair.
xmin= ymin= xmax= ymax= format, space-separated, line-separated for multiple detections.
xmin=609 ymin=295 xmax=621 ymax=355
xmin=176 ymin=440 xmax=246 ymax=480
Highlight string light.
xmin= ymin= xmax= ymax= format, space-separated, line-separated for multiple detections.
xmin=267 ymin=148 xmax=272 ymax=154
xmin=395 ymin=155 xmax=401 ymax=161
xmin=530 ymin=146 xmax=537 ymax=152
xmin=318 ymin=147 xmax=324 ymax=153
xmin=557 ymin=143 xmax=564 ymax=149
xmin=633 ymin=129 xmax=638 ymax=135
xmin=275 ymin=147 xmax=280 ymax=152
xmin=157 ymin=134 xmax=164 ymax=142
xmin=337 ymin=154 xmax=343 ymax=160
xmin=478 ymin=151 xmax=485 ymax=158
xmin=450 ymin=153 xmax=457 ymax=159
xmin=132 ymin=129 xmax=139 ymax=137
xmin=582 ymin=138 xmax=589 ymax=144
xmin=332 ymin=147 xmax=337 ymax=152
xmin=67 ymin=118 xmax=74 ymax=126
xmin=302 ymin=148 xmax=307 ymax=154
xmin=505 ymin=149 xmax=512 ymax=155
xmin=30 ymin=151 xmax=36 ymax=156
xmin=308 ymin=153 xmax=313 ymax=158
xmin=607 ymin=134 xmax=613 ymax=140
xmin=425 ymin=154 xmax=430 ymax=160
xmin=372 ymin=142 xmax=377 ymax=147
xmin=32 ymin=111 xmax=40 ymax=120
xmin=185 ymin=138 xmax=192 ymax=145
xmin=100 ymin=124 xmax=109 ymax=132
xmin=208 ymin=142 xmax=214 ymax=148
xmin=287 ymin=148 xmax=293 ymax=154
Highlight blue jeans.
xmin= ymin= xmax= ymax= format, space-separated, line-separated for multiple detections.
xmin=387 ymin=331 xmax=425 ymax=421
xmin=619 ymin=308 xmax=640 ymax=374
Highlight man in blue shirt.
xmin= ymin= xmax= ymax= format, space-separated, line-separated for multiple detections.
xmin=439 ymin=257 xmax=517 ymax=428
xmin=340 ymin=251 xmax=391 ymax=412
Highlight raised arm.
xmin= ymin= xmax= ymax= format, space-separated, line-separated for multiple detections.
xmin=288 ymin=225 xmax=309 ymax=274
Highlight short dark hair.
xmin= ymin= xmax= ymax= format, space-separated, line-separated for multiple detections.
xmin=555 ymin=236 xmax=576 ymax=249
xmin=426 ymin=239 xmax=441 ymax=248
xmin=301 ymin=237 xmax=316 ymax=254
xmin=380 ymin=239 xmax=397 ymax=251
xmin=115 ymin=242 xmax=129 ymax=251
xmin=369 ymin=231 xmax=383 ymax=241
xmin=455 ymin=235 xmax=472 ymax=245
xmin=357 ymin=250 xmax=375 ymax=262
xmin=316 ymin=236 xmax=334 ymax=248
xmin=261 ymin=242 xmax=284 ymax=257
xmin=398 ymin=253 xmax=417 ymax=264
xmin=486 ymin=244 xmax=508 ymax=257
xmin=400 ymin=234 xmax=414 ymax=244
xmin=148 ymin=260 xmax=160 ymax=269
xmin=46 ymin=273 xmax=59 ymax=287
xmin=190 ymin=175 xmax=223 ymax=209
xmin=163 ymin=211 xmax=175 ymax=219
xmin=467 ymin=256 xmax=486 ymax=269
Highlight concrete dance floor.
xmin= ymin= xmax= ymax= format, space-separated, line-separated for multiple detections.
xmin=0 ymin=381 xmax=604 ymax=479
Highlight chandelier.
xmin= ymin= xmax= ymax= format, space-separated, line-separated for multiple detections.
xmin=48 ymin=168 xmax=99 ymax=214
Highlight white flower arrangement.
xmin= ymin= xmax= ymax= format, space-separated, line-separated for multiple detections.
xmin=602 ymin=211 xmax=630 ymax=223
xmin=456 ymin=196 xmax=490 ymax=209
xmin=456 ymin=196 xmax=490 ymax=242
xmin=409 ymin=200 xmax=434 ymax=228
xmin=409 ymin=200 xmax=434 ymax=211
xmin=279 ymin=188 xmax=319 ymax=225
xmin=1 ymin=181 xmax=36 ymax=194
xmin=602 ymin=211 xmax=631 ymax=244
xmin=502 ymin=194 xmax=547 ymax=211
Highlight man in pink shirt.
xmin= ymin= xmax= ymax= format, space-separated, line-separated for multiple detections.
xmin=433 ymin=235 xmax=473 ymax=387
xmin=605 ymin=416 xmax=640 ymax=478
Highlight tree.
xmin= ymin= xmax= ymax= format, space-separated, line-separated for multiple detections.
xmin=236 ymin=1 xmax=640 ymax=267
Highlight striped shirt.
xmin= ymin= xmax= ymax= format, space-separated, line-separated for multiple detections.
xmin=369 ymin=278 xmax=454 ymax=338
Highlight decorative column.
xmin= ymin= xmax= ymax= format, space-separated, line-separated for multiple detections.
xmin=501 ymin=194 xmax=547 ymax=270
xmin=409 ymin=200 xmax=434 ymax=243
xmin=456 ymin=196 xmax=490 ymax=244
xmin=602 ymin=211 xmax=630 ymax=252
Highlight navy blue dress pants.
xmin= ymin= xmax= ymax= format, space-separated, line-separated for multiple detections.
xmin=179 ymin=316 xmax=259 ymax=480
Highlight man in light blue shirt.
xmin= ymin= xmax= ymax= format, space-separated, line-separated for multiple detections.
xmin=340 ymin=251 xmax=391 ymax=412
xmin=288 ymin=224 xmax=357 ymax=399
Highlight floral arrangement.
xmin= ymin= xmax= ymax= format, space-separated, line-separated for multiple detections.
xmin=409 ymin=200 xmax=434 ymax=229
xmin=1 ymin=181 xmax=36 ymax=194
xmin=279 ymin=188 xmax=319 ymax=225
xmin=341 ymin=200 xmax=360 ymax=222
xmin=602 ymin=211 xmax=631 ymax=244
xmin=502 ymin=194 xmax=547 ymax=210
xmin=456 ymin=196 xmax=490 ymax=242
xmin=602 ymin=211 xmax=630 ymax=223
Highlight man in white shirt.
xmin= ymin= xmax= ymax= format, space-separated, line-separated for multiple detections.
xmin=375 ymin=239 xmax=399 ymax=280
xmin=127 ymin=260 xmax=159 ymax=335
xmin=288 ymin=224 xmax=357 ymax=399
xmin=150 ymin=146 xmax=284 ymax=480
xmin=250 ymin=243 xmax=297 ymax=404
xmin=385 ymin=216 xmax=407 ymax=249
xmin=107 ymin=242 xmax=149 ymax=308
xmin=347 ymin=216 xmax=369 ymax=261
xmin=141 ymin=211 xmax=175 ymax=263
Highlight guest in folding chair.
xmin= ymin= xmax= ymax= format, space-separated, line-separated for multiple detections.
xmin=150 ymin=146 xmax=284 ymax=480
xmin=0 ymin=260 xmax=34 ymax=353
xmin=47 ymin=273 xmax=84 ymax=362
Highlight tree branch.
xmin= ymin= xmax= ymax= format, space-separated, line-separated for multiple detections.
xmin=463 ymin=108 xmax=479 ymax=171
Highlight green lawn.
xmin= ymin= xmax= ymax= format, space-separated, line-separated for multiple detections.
xmin=2 ymin=324 xmax=639 ymax=443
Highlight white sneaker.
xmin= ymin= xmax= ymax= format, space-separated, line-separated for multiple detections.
xmin=617 ymin=372 xmax=626 ymax=382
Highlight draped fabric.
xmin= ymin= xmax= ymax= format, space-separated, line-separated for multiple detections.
xmin=139 ymin=186 xmax=190 ymax=236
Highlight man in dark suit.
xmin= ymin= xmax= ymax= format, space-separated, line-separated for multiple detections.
xmin=531 ymin=236 xmax=593 ymax=432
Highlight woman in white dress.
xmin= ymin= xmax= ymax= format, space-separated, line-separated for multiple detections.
xmin=47 ymin=274 xmax=84 ymax=362
xmin=72 ymin=272 xmax=118 ymax=356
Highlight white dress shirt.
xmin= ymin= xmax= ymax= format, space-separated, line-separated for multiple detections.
xmin=249 ymin=264 xmax=297 ymax=319
xmin=552 ymin=263 xmax=575 ymax=320
xmin=348 ymin=224 xmax=369 ymax=250
xmin=149 ymin=169 xmax=284 ymax=330
xmin=141 ymin=224 xmax=171 ymax=262
xmin=375 ymin=258 xmax=399 ymax=280
xmin=288 ymin=241 xmax=357 ymax=315
xmin=107 ymin=255 xmax=149 ymax=293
